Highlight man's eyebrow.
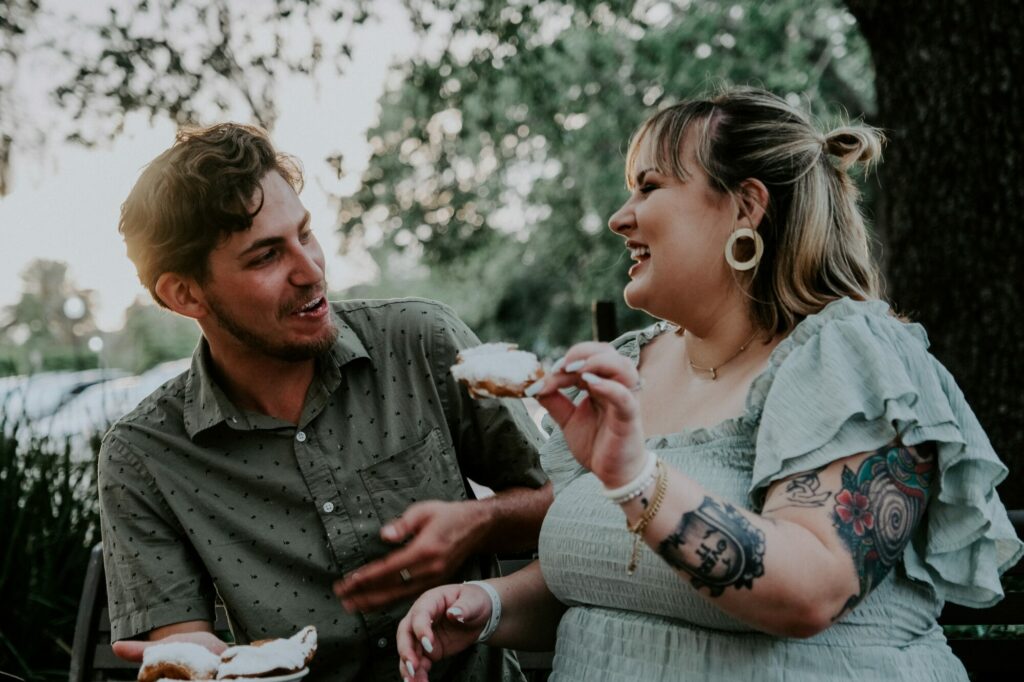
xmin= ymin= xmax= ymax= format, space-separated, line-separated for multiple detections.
xmin=237 ymin=211 xmax=311 ymax=259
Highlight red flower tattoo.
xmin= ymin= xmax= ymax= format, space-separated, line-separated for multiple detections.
xmin=835 ymin=489 xmax=874 ymax=536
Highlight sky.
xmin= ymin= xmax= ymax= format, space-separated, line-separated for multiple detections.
xmin=0 ymin=0 xmax=416 ymax=332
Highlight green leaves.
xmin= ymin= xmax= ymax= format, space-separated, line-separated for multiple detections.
xmin=340 ymin=0 xmax=875 ymax=351
xmin=0 ymin=417 xmax=100 ymax=680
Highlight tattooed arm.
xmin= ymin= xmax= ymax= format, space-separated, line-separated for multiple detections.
xmin=617 ymin=441 xmax=935 ymax=637
xmin=529 ymin=342 xmax=936 ymax=638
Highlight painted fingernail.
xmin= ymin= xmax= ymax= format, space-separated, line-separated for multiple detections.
xmin=382 ymin=525 xmax=398 ymax=540
xmin=524 ymin=379 xmax=546 ymax=397
xmin=551 ymin=357 xmax=566 ymax=373
xmin=447 ymin=606 xmax=465 ymax=622
xmin=581 ymin=372 xmax=603 ymax=385
xmin=421 ymin=635 xmax=434 ymax=653
xmin=406 ymin=659 xmax=415 ymax=676
xmin=565 ymin=360 xmax=586 ymax=373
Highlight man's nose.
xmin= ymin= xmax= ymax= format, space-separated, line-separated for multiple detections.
xmin=290 ymin=247 xmax=324 ymax=287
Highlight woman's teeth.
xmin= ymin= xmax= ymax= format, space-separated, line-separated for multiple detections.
xmin=629 ymin=245 xmax=650 ymax=259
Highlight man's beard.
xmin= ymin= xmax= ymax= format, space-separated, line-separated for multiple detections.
xmin=206 ymin=291 xmax=338 ymax=362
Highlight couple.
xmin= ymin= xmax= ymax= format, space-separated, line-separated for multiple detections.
xmin=102 ymin=87 xmax=1021 ymax=682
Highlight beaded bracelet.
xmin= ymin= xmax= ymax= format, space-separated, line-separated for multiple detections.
xmin=465 ymin=580 xmax=502 ymax=642
xmin=601 ymin=451 xmax=658 ymax=504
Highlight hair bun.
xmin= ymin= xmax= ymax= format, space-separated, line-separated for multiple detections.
xmin=824 ymin=125 xmax=884 ymax=171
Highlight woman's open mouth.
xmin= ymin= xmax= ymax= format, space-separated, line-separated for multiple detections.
xmin=628 ymin=244 xmax=650 ymax=277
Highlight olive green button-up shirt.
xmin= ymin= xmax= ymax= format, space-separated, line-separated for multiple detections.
xmin=98 ymin=298 xmax=547 ymax=681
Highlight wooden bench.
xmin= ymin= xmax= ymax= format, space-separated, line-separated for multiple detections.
xmin=69 ymin=545 xmax=551 ymax=682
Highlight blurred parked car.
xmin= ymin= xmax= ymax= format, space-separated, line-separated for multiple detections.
xmin=0 ymin=369 xmax=130 ymax=422
xmin=1 ymin=360 xmax=189 ymax=460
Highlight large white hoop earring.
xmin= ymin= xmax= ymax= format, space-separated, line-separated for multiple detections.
xmin=724 ymin=228 xmax=764 ymax=271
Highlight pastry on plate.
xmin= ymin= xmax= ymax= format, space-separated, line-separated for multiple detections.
xmin=137 ymin=641 xmax=220 ymax=682
xmin=450 ymin=343 xmax=544 ymax=399
xmin=217 ymin=625 xmax=317 ymax=679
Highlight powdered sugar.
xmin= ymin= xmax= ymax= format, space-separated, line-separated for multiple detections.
xmin=450 ymin=343 xmax=542 ymax=386
xmin=141 ymin=641 xmax=220 ymax=679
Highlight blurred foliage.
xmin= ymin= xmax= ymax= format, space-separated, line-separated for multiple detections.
xmin=0 ymin=416 xmax=100 ymax=681
xmin=102 ymin=299 xmax=200 ymax=374
xmin=0 ymin=261 xmax=198 ymax=377
xmin=0 ymin=260 xmax=101 ymax=375
xmin=0 ymin=0 xmax=376 ymax=196
xmin=340 ymin=0 xmax=875 ymax=352
xmin=6 ymin=0 xmax=871 ymax=353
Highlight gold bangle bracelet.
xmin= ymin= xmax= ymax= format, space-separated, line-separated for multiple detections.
xmin=626 ymin=458 xmax=667 ymax=575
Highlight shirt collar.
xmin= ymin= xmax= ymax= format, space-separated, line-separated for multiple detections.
xmin=183 ymin=308 xmax=370 ymax=439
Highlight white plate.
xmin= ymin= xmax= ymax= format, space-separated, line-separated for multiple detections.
xmin=232 ymin=670 xmax=309 ymax=682
xmin=163 ymin=670 xmax=310 ymax=682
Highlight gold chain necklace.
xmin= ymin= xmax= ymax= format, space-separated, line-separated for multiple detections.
xmin=678 ymin=328 xmax=759 ymax=380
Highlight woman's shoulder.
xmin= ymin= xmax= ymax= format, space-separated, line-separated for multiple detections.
xmin=610 ymin=320 xmax=673 ymax=359
xmin=759 ymin=296 xmax=935 ymax=390
xmin=788 ymin=296 xmax=929 ymax=352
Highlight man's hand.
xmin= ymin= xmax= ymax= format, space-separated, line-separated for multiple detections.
xmin=332 ymin=500 xmax=489 ymax=613
xmin=112 ymin=622 xmax=228 ymax=659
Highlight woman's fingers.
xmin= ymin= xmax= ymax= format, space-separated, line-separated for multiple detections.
xmin=396 ymin=612 xmax=427 ymax=680
xmin=528 ymin=343 xmax=637 ymax=398
xmin=565 ymin=347 xmax=638 ymax=388
xmin=397 ymin=584 xmax=493 ymax=680
xmin=578 ymin=371 xmax=639 ymax=423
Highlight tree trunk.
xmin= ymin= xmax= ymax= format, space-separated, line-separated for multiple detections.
xmin=844 ymin=0 xmax=1024 ymax=506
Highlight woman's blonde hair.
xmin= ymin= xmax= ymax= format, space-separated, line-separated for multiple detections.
xmin=625 ymin=86 xmax=885 ymax=335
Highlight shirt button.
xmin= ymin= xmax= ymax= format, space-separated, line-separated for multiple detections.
xmin=296 ymin=431 xmax=307 ymax=442
xmin=322 ymin=501 xmax=335 ymax=513
xmin=377 ymin=637 xmax=387 ymax=648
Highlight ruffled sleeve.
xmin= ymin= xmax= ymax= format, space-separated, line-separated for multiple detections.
xmin=750 ymin=298 xmax=1023 ymax=608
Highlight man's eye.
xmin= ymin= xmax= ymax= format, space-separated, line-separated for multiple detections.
xmin=251 ymin=250 xmax=276 ymax=265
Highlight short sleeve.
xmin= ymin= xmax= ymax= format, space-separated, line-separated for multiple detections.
xmin=98 ymin=431 xmax=215 ymax=640
xmin=538 ymin=413 xmax=588 ymax=496
xmin=749 ymin=298 xmax=1023 ymax=607
xmin=428 ymin=303 xmax=548 ymax=491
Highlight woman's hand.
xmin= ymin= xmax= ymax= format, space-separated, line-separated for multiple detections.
xmin=527 ymin=342 xmax=647 ymax=488
xmin=395 ymin=583 xmax=492 ymax=681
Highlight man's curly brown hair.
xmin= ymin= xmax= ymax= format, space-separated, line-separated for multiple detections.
xmin=119 ymin=123 xmax=303 ymax=307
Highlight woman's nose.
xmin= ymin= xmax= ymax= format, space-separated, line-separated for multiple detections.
xmin=608 ymin=200 xmax=635 ymax=235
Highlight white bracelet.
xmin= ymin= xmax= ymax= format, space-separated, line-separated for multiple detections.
xmin=601 ymin=451 xmax=658 ymax=504
xmin=465 ymin=580 xmax=502 ymax=642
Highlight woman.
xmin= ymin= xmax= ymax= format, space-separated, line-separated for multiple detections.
xmin=392 ymin=87 xmax=1022 ymax=681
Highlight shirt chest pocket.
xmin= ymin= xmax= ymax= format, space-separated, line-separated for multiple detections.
xmin=357 ymin=428 xmax=468 ymax=525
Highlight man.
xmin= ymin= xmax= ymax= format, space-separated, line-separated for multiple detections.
xmin=98 ymin=123 xmax=551 ymax=680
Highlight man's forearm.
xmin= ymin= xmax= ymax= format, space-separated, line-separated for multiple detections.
xmin=470 ymin=481 xmax=553 ymax=553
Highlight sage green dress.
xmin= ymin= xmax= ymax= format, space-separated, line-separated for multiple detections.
xmin=537 ymin=298 xmax=1022 ymax=681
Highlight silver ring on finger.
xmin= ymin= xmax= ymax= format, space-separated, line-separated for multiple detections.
xmin=399 ymin=568 xmax=413 ymax=583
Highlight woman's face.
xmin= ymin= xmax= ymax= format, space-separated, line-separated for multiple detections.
xmin=608 ymin=129 xmax=738 ymax=323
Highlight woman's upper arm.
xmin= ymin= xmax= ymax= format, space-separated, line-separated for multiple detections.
xmin=761 ymin=441 xmax=936 ymax=617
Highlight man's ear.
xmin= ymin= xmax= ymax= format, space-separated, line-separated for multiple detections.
xmin=736 ymin=178 xmax=769 ymax=231
xmin=154 ymin=272 xmax=209 ymax=321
